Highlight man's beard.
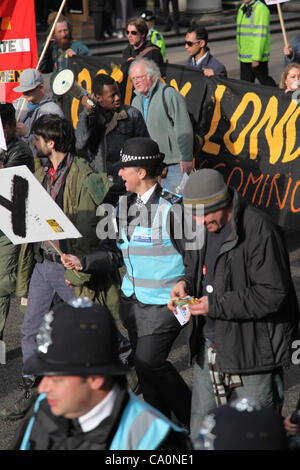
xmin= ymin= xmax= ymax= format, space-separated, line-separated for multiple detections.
xmin=56 ymin=36 xmax=71 ymax=50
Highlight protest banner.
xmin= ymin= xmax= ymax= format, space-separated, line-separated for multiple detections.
xmin=0 ymin=0 xmax=38 ymax=103
xmin=0 ymin=166 xmax=81 ymax=245
xmin=61 ymin=56 xmax=300 ymax=230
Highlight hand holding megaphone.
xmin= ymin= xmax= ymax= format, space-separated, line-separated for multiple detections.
xmin=81 ymin=94 xmax=97 ymax=111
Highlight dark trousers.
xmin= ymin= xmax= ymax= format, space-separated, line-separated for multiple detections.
xmin=240 ymin=61 xmax=277 ymax=87
xmin=163 ymin=0 xmax=179 ymax=26
xmin=127 ymin=328 xmax=191 ymax=429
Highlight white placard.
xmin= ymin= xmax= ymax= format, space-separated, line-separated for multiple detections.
xmin=0 ymin=117 xmax=7 ymax=151
xmin=265 ymin=0 xmax=290 ymax=5
xmin=0 ymin=165 xmax=82 ymax=244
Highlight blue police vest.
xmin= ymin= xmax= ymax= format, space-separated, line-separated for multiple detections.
xmin=110 ymin=391 xmax=185 ymax=450
xmin=117 ymin=194 xmax=185 ymax=305
xmin=20 ymin=392 xmax=186 ymax=450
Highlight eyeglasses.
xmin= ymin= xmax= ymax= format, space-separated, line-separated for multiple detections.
xmin=131 ymin=74 xmax=147 ymax=83
xmin=184 ymin=40 xmax=201 ymax=47
xmin=126 ymin=30 xmax=138 ymax=36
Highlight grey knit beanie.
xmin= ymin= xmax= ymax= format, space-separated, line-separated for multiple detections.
xmin=183 ymin=169 xmax=232 ymax=214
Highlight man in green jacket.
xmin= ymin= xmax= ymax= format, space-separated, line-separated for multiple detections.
xmin=1 ymin=115 xmax=120 ymax=421
xmin=236 ymin=0 xmax=276 ymax=86
xmin=129 ymin=58 xmax=194 ymax=194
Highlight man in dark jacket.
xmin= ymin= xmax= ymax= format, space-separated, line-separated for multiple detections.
xmin=168 ymin=169 xmax=299 ymax=443
xmin=12 ymin=299 xmax=192 ymax=450
xmin=184 ymin=26 xmax=227 ymax=78
xmin=122 ymin=17 xmax=164 ymax=71
xmin=0 ymin=103 xmax=34 ymax=339
xmin=75 ymin=74 xmax=149 ymax=205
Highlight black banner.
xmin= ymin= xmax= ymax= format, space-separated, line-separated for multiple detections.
xmin=63 ymin=56 xmax=300 ymax=230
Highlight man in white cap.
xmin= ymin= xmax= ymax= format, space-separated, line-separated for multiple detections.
xmin=168 ymin=168 xmax=299 ymax=443
xmin=13 ymin=68 xmax=64 ymax=161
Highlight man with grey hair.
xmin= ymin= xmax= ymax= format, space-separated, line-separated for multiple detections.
xmin=129 ymin=58 xmax=194 ymax=194
xmin=168 ymin=169 xmax=299 ymax=443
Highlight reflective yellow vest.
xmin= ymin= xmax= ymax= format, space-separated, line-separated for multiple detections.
xmin=236 ymin=0 xmax=271 ymax=63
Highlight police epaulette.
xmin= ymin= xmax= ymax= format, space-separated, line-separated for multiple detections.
xmin=161 ymin=190 xmax=182 ymax=204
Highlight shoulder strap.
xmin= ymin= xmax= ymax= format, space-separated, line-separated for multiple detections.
xmin=162 ymin=85 xmax=174 ymax=126
xmin=136 ymin=45 xmax=159 ymax=59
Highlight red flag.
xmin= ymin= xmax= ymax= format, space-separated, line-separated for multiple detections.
xmin=0 ymin=0 xmax=38 ymax=103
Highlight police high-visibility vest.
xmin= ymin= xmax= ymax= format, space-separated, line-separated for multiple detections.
xmin=149 ymin=28 xmax=166 ymax=61
xmin=110 ymin=391 xmax=185 ymax=450
xmin=236 ymin=0 xmax=271 ymax=63
xmin=117 ymin=194 xmax=185 ymax=305
xmin=19 ymin=392 xmax=186 ymax=450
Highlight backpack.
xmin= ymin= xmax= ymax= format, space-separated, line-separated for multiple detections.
xmin=161 ymin=85 xmax=201 ymax=158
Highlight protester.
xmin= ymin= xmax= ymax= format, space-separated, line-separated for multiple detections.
xmin=0 ymin=103 xmax=34 ymax=340
xmin=11 ymin=298 xmax=192 ymax=450
xmin=115 ymin=0 xmax=133 ymax=39
xmin=279 ymin=63 xmax=300 ymax=94
xmin=39 ymin=13 xmax=91 ymax=79
xmin=0 ymin=115 xmax=120 ymax=421
xmin=283 ymin=34 xmax=300 ymax=65
xmin=184 ymin=26 xmax=227 ymax=78
xmin=168 ymin=169 xmax=299 ymax=443
xmin=195 ymin=398 xmax=288 ymax=450
xmin=61 ymin=137 xmax=192 ymax=432
xmin=13 ymin=68 xmax=64 ymax=161
xmin=162 ymin=0 xmax=180 ymax=34
xmin=75 ymin=74 xmax=149 ymax=206
xmin=129 ymin=58 xmax=194 ymax=194
xmin=236 ymin=0 xmax=276 ymax=86
xmin=122 ymin=17 xmax=164 ymax=71
xmin=140 ymin=10 xmax=166 ymax=61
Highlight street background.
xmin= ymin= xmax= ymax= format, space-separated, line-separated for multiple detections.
xmin=0 ymin=9 xmax=300 ymax=450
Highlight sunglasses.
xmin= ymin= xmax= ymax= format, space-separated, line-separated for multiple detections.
xmin=185 ymin=40 xmax=201 ymax=47
xmin=126 ymin=30 xmax=138 ymax=36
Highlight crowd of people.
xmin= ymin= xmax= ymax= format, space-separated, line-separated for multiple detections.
xmin=0 ymin=0 xmax=300 ymax=451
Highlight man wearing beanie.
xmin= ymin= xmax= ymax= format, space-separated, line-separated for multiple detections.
xmin=168 ymin=169 xmax=299 ymax=443
xmin=61 ymin=137 xmax=192 ymax=432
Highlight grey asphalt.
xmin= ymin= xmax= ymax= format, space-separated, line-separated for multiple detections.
xmin=1 ymin=22 xmax=300 ymax=450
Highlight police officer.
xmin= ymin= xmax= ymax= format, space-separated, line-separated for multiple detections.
xmin=12 ymin=298 xmax=192 ymax=450
xmin=61 ymin=137 xmax=192 ymax=431
xmin=140 ymin=10 xmax=166 ymax=61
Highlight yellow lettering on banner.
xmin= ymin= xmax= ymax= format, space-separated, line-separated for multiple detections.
xmin=169 ymin=79 xmax=192 ymax=97
xmin=249 ymin=96 xmax=278 ymax=160
xmin=96 ymin=69 xmax=108 ymax=76
xmin=282 ymin=106 xmax=300 ymax=163
xmin=71 ymin=68 xmax=92 ymax=128
xmin=111 ymin=67 xmax=123 ymax=83
xmin=124 ymin=77 xmax=133 ymax=105
xmin=223 ymin=92 xmax=261 ymax=156
xmin=202 ymin=85 xmax=226 ymax=155
xmin=266 ymin=101 xmax=297 ymax=164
